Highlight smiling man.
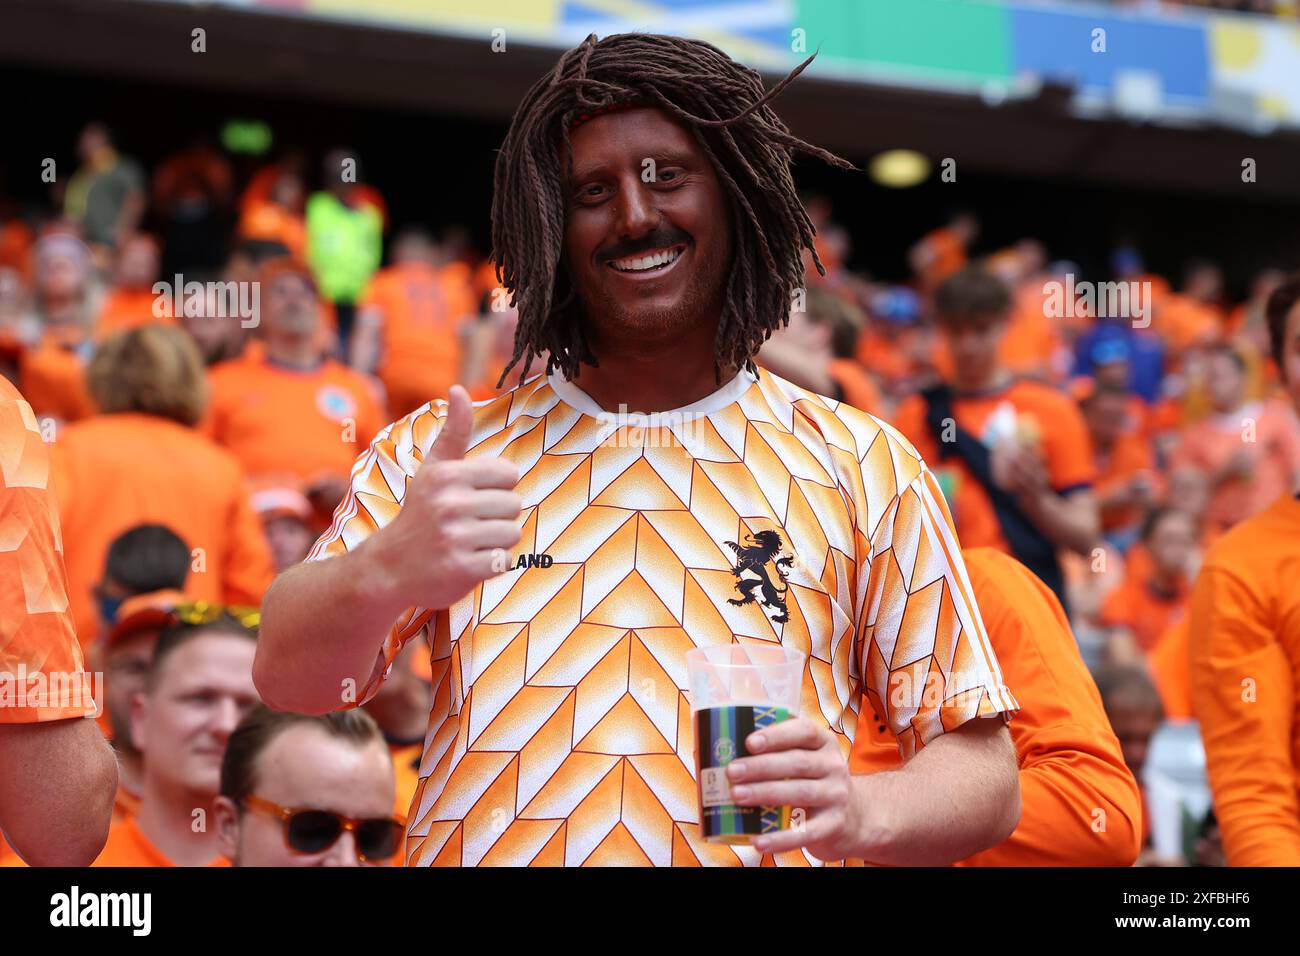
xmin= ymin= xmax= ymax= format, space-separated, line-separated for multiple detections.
xmin=215 ymin=707 xmax=403 ymax=867
xmin=92 ymin=616 xmax=258 ymax=866
xmin=256 ymin=33 xmax=1021 ymax=867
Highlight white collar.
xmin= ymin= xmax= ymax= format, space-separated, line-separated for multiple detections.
xmin=547 ymin=366 xmax=758 ymax=424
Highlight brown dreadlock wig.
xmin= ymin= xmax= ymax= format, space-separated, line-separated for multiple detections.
xmin=491 ymin=32 xmax=855 ymax=387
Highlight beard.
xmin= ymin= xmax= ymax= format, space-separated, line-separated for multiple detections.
xmin=572 ymin=236 xmax=731 ymax=356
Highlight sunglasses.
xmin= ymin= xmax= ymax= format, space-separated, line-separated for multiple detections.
xmin=241 ymin=794 xmax=404 ymax=863
xmin=172 ymin=601 xmax=261 ymax=630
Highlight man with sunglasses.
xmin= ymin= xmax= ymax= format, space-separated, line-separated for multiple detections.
xmin=215 ymin=706 xmax=404 ymax=866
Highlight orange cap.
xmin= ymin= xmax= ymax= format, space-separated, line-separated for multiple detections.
xmin=105 ymin=588 xmax=186 ymax=648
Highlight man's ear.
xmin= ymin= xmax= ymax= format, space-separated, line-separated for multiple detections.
xmin=213 ymin=796 xmax=241 ymax=863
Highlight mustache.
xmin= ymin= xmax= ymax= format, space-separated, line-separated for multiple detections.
xmin=597 ymin=227 xmax=691 ymax=264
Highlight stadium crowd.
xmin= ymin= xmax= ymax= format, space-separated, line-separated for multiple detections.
xmin=0 ymin=117 xmax=1296 ymax=867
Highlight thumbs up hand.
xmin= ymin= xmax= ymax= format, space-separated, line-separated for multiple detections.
xmin=368 ymin=386 xmax=522 ymax=610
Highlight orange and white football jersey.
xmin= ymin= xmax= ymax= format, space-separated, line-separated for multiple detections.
xmin=310 ymin=367 xmax=1018 ymax=866
xmin=0 ymin=376 xmax=97 ymax=724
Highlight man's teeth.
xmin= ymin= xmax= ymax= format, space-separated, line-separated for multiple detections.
xmin=610 ymin=247 xmax=681 ymax=272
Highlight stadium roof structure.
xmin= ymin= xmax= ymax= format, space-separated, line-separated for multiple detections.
xmin=4 ymin=0 xmax=1300 ymax=202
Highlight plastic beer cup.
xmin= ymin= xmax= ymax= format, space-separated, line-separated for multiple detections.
xmin=686 ymin=643 xmax=805 ymax=845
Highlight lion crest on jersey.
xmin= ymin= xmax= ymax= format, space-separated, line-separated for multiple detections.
xmin=724 ymin=530 xmax=794 ymax=624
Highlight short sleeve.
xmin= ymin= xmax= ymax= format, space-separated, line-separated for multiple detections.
xmin=308 ymin=401 xmax=447 ymax=705
xmin=954 ymin=548 xmax=1142 ymax=867
xmin=0 ymin=385 xmax=97 ymax=723
xmin=858 ymin=467 xmax=1019 ymax=759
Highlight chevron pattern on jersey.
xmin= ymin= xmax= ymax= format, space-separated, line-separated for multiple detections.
xmin=310 ymin=369 xmax=1018 ymax=866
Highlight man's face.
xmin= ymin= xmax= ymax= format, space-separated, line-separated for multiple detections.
xmin=563 ymin=107 xmax=731 ymax=350
xmin=1094 ymin=359 xmax=1130 ymax=391
xmin=115 ymin=238 xmax=158 ymax=289
xmin=1283 ymin=302 xmax=1300 ymax=413
xmin=1084 ymin=393 xmax=1128 ymax=447
xmin=393 ymin=235 xmax=436 ymax=267
xmin=1205 ymin=352 xmax=1245 ymax=411
xmin=77 ymin=125 xmax=106 ymax=164
xmin=263 ymin=273 xmax=320 ymax=340
xmin=1166 ymin=466 xmax=1209 ymax=520
xmin=105 ymin=630 xmax=161 ymax=749
xmin=264 ymin=515 xmax=315 ymax=572
xmin=132 ymin=633 xmax=259 ymax=798
xmin=1186 ymin=266 xmax=1222 ymax=302
xmin=1148 ymin=512 xmax=1196 ymax=578
xmin=38 ymin=253 xmax=85 ymax=301
xmin=218 ymin=724 xmax=396 ymax=867
xmin=1015 ymin=239 xmax=1046 ymax=277
xmin=942 ymin=315 xmax=1005 ymax=388
xmin=1108 ymin=701 xmax=1160 ymax=776
xmin=181 ymin=287 xmax=245 ymax=365
xmin=271 ymin=173 xmax=303 ymax=210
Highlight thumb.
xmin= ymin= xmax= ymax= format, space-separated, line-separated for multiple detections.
xmin=427 ymin=385 xmax=473 ymax=462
